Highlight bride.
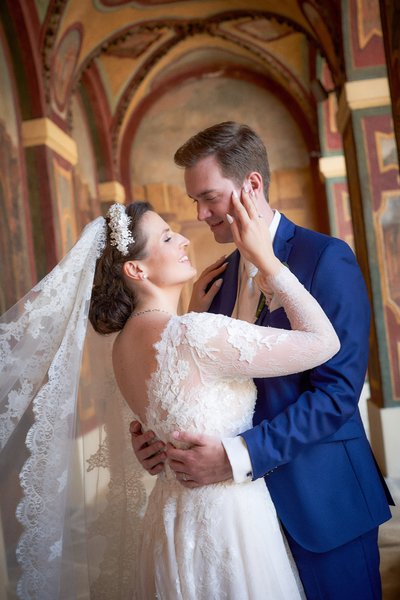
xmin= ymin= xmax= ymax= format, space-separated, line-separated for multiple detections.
xmin=89 ymin=189 xmax=339 ymax=599
xmin=0 ymin=189 xmax=339 ymax=599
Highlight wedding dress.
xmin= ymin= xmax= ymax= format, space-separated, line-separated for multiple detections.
xmin=134 ymin=267 xmax=339 ymax=600
xmin=0 ymin=214 xmax=338 ymax=599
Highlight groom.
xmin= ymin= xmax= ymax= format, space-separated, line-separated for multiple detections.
xmin=131 ymin=122 xmax=392 ymax=599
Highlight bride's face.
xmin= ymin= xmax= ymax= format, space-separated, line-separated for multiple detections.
xmin=139 ymin=211 xmax=197 ymax=287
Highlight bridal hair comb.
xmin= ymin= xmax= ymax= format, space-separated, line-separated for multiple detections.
xmin=107 ymin=203 xmax=135 ymax=256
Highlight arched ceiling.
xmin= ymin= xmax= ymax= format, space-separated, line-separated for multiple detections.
xmin=25 ymin=0 xmax=343 ymax=177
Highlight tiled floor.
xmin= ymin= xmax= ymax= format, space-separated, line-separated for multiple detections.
xmin=380 ymin=477 xmax=400 ymax=599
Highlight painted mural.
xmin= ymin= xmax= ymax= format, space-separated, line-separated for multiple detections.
xmin=51 ymin=25 xmax=82 ymax=117
xmin=361 ymin=112 xmax=400 ymax=402
xmin=71 ymin=94 xmax=100 ymax=229
xmin=0 ymin=26 xmax=34 ymax=314
xmin=344 ymin=0 xmax=385 ymax=78
xmin=379 ymin=0 xmax=400 ymax=160
xmin=53 ymin=158 xmax=78 ymax=256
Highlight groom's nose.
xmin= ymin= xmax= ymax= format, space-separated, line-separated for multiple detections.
xmin=197 ymin=202 xmax=211 ymax=221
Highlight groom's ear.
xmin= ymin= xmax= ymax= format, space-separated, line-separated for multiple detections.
xmin=247 ymin=171 xmax=263 ymax=194
xmin=122 ymin=261 xmax=146 ymax=282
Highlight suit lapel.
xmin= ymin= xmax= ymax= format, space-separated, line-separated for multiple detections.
xmin=273 ymin=213 xmax=295 ymax=264
xmin=209 ymin=249 xmax=240 ymax=316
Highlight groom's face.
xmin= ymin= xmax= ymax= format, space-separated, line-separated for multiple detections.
xmin=184 ymin=155 xmax=239 ymax=244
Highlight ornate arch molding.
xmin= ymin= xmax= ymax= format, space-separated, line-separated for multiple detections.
xmin=77 ymin=65 xmax=115 ymax=182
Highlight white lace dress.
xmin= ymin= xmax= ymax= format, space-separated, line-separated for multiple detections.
xmin=136 ymin=268 xmax=339 ymax=600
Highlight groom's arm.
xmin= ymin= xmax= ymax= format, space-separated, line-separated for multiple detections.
xmin=242 ymin=240 xmax=371 ymax=478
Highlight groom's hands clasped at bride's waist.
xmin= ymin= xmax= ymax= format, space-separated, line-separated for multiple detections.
xmin=129 ymin=422 xmax=233 ymax=487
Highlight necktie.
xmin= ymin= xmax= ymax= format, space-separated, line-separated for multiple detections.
xmin=236 ymin=260 xmax=259 ymax=322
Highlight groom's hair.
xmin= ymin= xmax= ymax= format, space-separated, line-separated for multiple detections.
xmin=174 ymin=121 xmax=270 ymax=201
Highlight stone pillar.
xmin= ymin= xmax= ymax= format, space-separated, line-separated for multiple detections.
xmin=98 ymin=180 xmax=126 ymax=214
xmin=337 ymin=0 xmax=400 ymax=476
xmin=21 ymin=117 xmax=78 ymax=276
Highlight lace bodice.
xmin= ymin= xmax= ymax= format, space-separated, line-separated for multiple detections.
xmin=146 ymin=312 xmax=258 ymax=442
xmin=137 ymin=268 xmax=335 ymax=599
xmin=145 ymin=267 xmax=339 ymax=463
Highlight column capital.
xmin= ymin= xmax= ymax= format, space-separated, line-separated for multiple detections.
xmin=98 ymin=181 xmax=126 ymax=204
xmin=21 ymin=118 xmax=78 ymax=165
xmin=319 ymin=155 xmax=346 ymax=180
xmin=337 ymin=77 xmax=390 ymax=133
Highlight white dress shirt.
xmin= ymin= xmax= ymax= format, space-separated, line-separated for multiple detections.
xmin=222 ymin=210 xmax=281 ymax=483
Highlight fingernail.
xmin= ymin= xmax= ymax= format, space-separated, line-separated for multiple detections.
xmin=226 ymin=213 xmax=234 ymax=224
xmin=244 ymin=184 xmax=252 ymax=194
xmin=172 ymin=431 xmax=180 ymax=439
xmin=215 ymin=278 xmax=223 ymax=287
xmin=232 ymin=190 xmax=239 ymax=200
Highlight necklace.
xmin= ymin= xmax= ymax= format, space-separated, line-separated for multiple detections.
xmin=129 ymin=308 xmax=173 ymax=319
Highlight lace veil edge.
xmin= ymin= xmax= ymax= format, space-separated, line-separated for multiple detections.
xmin=0 ymin=217 xmax=152 ymax=599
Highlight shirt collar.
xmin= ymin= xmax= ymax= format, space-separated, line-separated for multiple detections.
xmin=241 ymin=209 xmax=281 ymax=277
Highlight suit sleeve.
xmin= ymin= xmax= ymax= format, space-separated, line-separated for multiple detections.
xmin=241 ymin=240 xmax=371 ymax=479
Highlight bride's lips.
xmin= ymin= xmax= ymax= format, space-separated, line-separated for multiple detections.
xmin=178 ymin=255 xmax=191 ymax=264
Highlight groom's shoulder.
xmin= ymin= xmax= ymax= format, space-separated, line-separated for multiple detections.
xmin=287 ymin=218 xmax=352 ymax=255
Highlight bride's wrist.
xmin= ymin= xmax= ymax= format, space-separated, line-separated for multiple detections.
xmin=258 ymin=257 xmax=283 ymax=279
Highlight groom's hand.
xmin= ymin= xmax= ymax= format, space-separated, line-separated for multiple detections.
xmin=167 ymin=431 xmax=233 ymax=488
xmin=129 ymin=420 xmax=166 ymax=475
xmin=188 ymin=256 xmax=227 ymax=313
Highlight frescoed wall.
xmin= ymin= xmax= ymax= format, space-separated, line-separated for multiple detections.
xmin=0 ymin=25 xmax=35 ymax=314
xmin=71 ymin=94 xmax=101 ymax=229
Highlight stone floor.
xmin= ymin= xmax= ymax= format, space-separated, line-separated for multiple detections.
xmin=380 ymin=477 xmax=400 ymax=599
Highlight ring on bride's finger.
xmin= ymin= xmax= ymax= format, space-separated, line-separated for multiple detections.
xmin=182 ymin=473 xmax=187 ymax=481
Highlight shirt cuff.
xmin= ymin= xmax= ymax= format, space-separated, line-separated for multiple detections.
xmin=222 ymin=436 xmax=253 ymax=483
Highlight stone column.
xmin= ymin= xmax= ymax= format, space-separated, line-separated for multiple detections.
xmin=98 ymin=180 xmax=127 ymax=214
xmin=337 ymin=0 xmax=400 ymax=477
xmin=21 ymin=117 xmax=78 ymax=276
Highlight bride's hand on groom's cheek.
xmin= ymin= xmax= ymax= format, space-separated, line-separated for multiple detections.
xmin=166 ymin=431 xmax=233 ymax=488
xmin=129 ymin=420 xmax=166 ymax=475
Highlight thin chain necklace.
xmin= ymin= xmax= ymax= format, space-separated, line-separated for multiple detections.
xmin=129 ymin=308 xmax=173 ymax=319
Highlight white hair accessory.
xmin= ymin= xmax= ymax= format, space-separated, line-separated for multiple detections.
xmin=107 ymin=203 xmax=135 ymax=256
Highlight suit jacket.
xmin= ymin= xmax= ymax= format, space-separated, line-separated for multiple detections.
xmin=209 ymin=213 xmax=392 ymax=553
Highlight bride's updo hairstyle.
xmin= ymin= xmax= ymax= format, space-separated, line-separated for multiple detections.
xmin=89 ymin=201 xmax=153 ymax=334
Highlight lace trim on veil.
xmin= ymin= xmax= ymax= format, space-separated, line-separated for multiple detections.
xmin=0 ymin=218 xmax=152 ymax=599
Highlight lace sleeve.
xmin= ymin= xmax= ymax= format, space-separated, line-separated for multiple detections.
xmin=180 ymin=267 xmax=340 ymax=380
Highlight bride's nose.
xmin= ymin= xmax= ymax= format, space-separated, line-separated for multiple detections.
xmin=179 ymin=235 xmax=190 ymax=247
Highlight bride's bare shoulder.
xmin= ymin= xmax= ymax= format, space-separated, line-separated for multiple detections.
xmin=114 ymin=313 xmax=170 ymax=355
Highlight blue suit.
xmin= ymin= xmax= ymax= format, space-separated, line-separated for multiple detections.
xmin=209 ymin=214 xmax=392 ymax=598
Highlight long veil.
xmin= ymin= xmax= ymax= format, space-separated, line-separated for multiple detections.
xmin=0 ymin=217 xmax=152 ymax=599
